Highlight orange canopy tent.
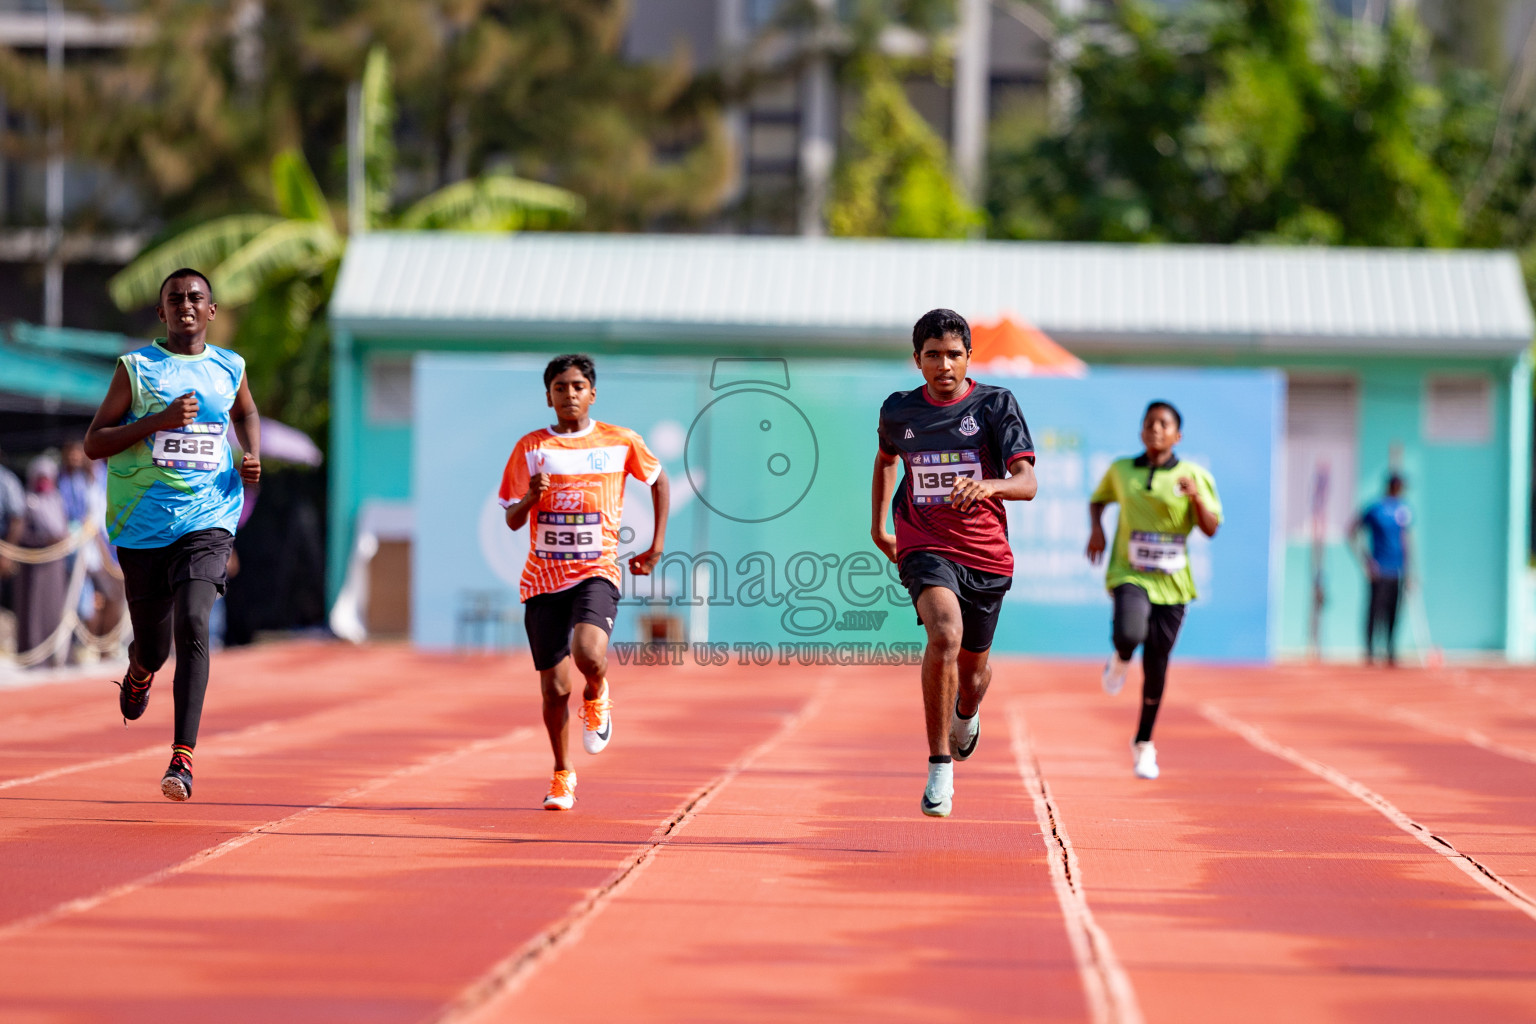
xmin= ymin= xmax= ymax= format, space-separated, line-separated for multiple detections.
xmin=968 ymin=316 xmax=1086 ymax=377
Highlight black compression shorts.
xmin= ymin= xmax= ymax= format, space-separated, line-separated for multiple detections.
xmin=899 ymin=550 xmax=1012 ymax=653
xmin=523 ymin=577 xmax=621 ymax=671
xmin=117 ymin=528 xmax=236 ymax=603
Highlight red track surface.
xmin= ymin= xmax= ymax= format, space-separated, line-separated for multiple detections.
xmin=2 ymin=643 xmax=1535 ymax=1023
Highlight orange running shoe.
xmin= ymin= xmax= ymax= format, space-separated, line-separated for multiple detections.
xmin=543 ymin=769 xmax=577 ymax=810
xmin=579 ymin=681 xmax=613 ymax=755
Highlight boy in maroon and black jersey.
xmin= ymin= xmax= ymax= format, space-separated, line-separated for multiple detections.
xmin=871 ymin=309 xmax=1038 ymax=818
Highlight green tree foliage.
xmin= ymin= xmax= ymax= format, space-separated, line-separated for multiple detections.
xmin=988 ymin=0 xmax=1474 ymax=247
xmin=829 ymin=58 xmax=979 ymax=238
xmin=0 ymin=1 xmax=729 ymax=230
xmin=106 ymin=47 xmax=582 ymax=440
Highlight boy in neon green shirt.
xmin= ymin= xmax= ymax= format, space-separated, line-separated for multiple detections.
xmin=1087 ymin=401 xmax=1221 ymax=780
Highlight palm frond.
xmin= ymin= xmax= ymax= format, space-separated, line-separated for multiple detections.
xmin=361 ymin=44 xmax=396 ymax=232
xmin=213 ymin=220 xmax=345 ymax=307
xmin=394 ymin=175 xmax=584 ymax=231
xmin=108 ymin=214 xmax=284 ymax=311
xmin=272 ymin=149 xmax=335 ymax=227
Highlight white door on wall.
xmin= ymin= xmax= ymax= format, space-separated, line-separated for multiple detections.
xmin=1285 ymin=377 xmax=1358 ymax=543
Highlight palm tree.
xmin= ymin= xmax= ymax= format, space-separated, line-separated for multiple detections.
xmin=107 ymin=47 xmax=583 ymax=438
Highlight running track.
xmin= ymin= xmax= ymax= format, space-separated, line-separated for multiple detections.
xmin=2 ymin=643 xmax=1535 ymax=1023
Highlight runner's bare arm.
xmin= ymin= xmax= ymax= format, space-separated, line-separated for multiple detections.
xmin=630 ymin=469 xmax=669 ymax=576
xmin=1177 ymin=476 xmax=1219 ymax=537
xmin=503 ymin=472 xmax=550 ymax=532
xmin=950 ymin=454 xmax=1037 ymax=512
xmin=1086 ymin=501 xmax=1109 ymax=564
xmin=231 ymin=374 xmax=261 ymax=484
xmin=870 ymin=449 xmax=899 ymax=563
xmin=83 ymin=363 xmax=196 ymax=460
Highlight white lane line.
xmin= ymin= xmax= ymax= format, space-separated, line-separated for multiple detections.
xmin=1008 ymin=704 xmax=1144 ymax=1024
xmin=436 ymin=679 xmax=833 ymax=1024
xmin=0 ymin=719 xmax=286 ymax=792
xmin=1200 ymin=703 xmax=1536 ymax=924
xmin=1361 ymin=700 xmax=1536 ymax=767
xmin=0 ymin=726 xmax=536 ymax=942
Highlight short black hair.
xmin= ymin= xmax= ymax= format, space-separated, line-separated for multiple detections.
xmin=159 ymin=268 xmax=214 ymax=303
xmin=1386 ymin=473 xmax=1405 ymax=492
xmin=1144 ymin=400 xmax=1182 ymax=429
xmin=544 ymin=353 xmax=596 ymax=389
xmin=912 ymin=308 xmax=971 ymax=354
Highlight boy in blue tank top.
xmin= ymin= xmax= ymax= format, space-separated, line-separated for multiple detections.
xmin=84 ymin=268 xmax=262 ymax=801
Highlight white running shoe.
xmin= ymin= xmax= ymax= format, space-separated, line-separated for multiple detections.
xmin=1102 ymin=655 xmax=1131 ymax=696
xmin=921 ymin=761 xmax=954 ymax=817
xmin=1131 ymin=740 xmax=1159 ymax=780
xmin=543 ymin=769 xmax=577 ymax=810
xmin=580 ymin=680 xmax=613 ymax=755
xmin=949 ymin=701 xmax=980 ymax=761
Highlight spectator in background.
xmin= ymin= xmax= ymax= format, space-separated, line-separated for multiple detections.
xmin=1353 ymin=474 xmax=1412 ymax=667
xmin=0 ymin=443 xmax=25 ymax=599
xmin=0 ymin=445 xmax=24 ymax=652
xmin=59 ymin=440 xmax=107 ymax=634
xmin=13 ymin=456 xmax=70 ymax=666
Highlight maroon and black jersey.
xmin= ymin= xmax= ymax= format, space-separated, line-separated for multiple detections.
xmin=877 ymin=378 xmax=1035 ymax=576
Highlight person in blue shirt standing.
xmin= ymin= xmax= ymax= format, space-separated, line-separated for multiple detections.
xmin=84 ymin=268 xmax=261 ymax=801
xmin=1352 ymin=474 xmax=1412 ymax=666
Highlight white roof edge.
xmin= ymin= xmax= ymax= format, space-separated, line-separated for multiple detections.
xmin=330 ymin=233 xmax=1536 ymax=353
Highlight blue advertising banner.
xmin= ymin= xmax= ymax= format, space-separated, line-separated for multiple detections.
xmin=413 ymin=353 xmax=1282 ymax=661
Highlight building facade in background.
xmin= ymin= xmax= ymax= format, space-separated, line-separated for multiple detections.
xmin=325 ymin=233 xmax=1536 ymax=662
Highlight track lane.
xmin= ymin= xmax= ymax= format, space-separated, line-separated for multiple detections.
xmin=0 ymin=651 xmax=819 ymax=1024
xmin=1007 ymin=664 xmax=1536 ymax=1024
xmin=479 ymin=666 xmax=1091 ymax=1024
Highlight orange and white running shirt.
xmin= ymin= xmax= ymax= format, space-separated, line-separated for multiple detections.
xmin=498 ymin=421 xmax=662 ymax=601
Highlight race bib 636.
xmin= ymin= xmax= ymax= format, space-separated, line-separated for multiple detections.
xmin=534 ymin=512 xmax=602 ymax=561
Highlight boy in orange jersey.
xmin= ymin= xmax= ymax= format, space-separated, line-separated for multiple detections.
xmin=500 ymin=355 xmax=669 ymax=810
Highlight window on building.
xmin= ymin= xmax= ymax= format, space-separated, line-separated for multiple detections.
xmin=366 ymin=357 xmax=413 ymax=425
xmin=1285 ymin=376 xmax=1358 ymax=542
xmin=1423 ymin=374 xmax=1492 ymax=445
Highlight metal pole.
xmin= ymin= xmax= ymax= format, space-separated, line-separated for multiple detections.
xmin=718 ymin=0 xmax=747 ymax=210
xmin=798 ymin=0 xmax=835 ymax=237
xmin=953 ymin=0 xmax=990 ymax=204
xmin=44 ymin=0 xmax=64 ymax=327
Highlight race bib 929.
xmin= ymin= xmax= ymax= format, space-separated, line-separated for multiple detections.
xmin=151 ymin=424 xmax=226 ymax=472
xmin=534 ymin=512 xmax=602 ymax=561
xmin=909 ymin=450 xmax=982 ymax=505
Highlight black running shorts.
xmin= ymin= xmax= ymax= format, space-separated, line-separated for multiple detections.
xmin=523 ymin=577 xmax=622 ymax=671
xmin=899 ymin=550 xmax=1013 ymax=653
xmin=117 ymin=528 xmax=236 ymax=603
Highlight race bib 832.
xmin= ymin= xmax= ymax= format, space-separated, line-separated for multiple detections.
xmin=909 ymin=450 xmax=983 ymax=505
xmin=151 ymin=424 xmax=226 ymax=472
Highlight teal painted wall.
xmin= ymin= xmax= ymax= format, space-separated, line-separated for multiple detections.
xmin=332 ymin=336 xmax=1530 ymax=657
xmin=327 ymin=338 xmax=415 ymax=603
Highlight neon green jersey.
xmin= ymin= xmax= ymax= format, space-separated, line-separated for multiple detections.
xmin=1090 ymin=454 xmax=1223 ymax=606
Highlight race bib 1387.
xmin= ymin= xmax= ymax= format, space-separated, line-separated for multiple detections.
xmin=909 ymin=450 xmax=983 ymax=505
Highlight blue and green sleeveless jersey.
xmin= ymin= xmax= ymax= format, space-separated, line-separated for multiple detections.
xmin=106 ymin=340 xmax=246 ymax=549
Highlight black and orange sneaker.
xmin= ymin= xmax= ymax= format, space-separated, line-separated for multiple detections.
xmin=117 ymin=665 xmax=154 ymax=724
xmin=161 ymin=746 xmax=194 ymax=801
